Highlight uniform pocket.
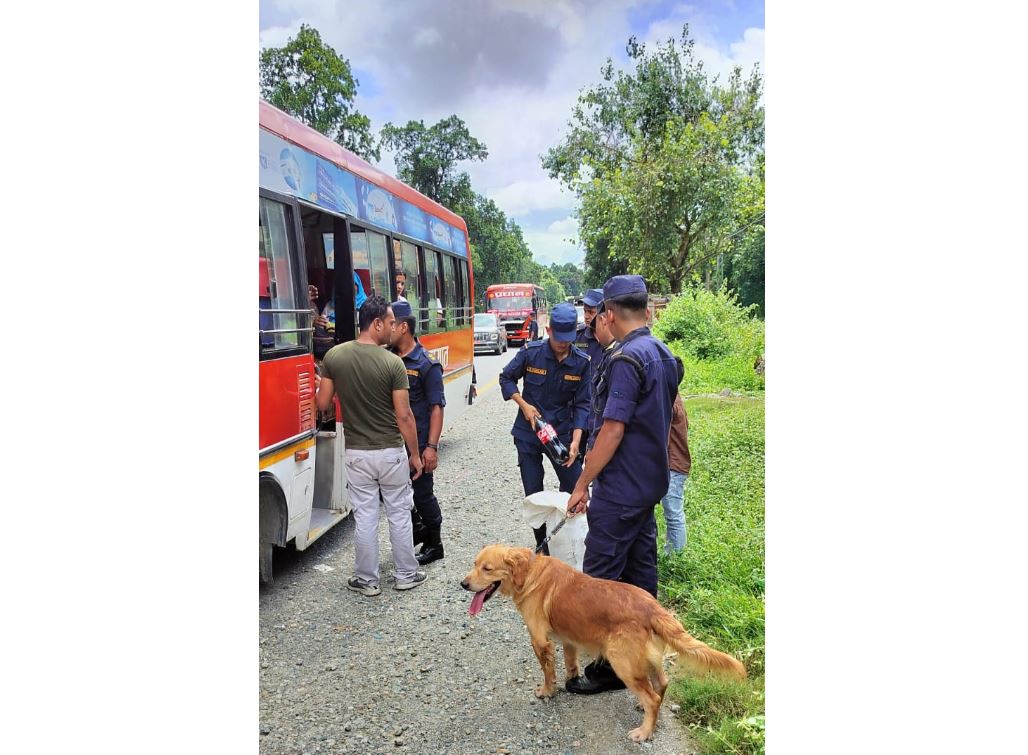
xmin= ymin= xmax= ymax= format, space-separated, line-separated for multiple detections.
xmin=524 ymin=371 xmax=546 ymax=389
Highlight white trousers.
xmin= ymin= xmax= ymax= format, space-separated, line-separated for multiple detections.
xmin=344 ymin=447 xmax=419 ymax=584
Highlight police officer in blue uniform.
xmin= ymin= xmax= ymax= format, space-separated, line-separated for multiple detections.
xmin=585 ymin=297 xmax=619 ymax=452
xmin=389 ymin=300 xmax=447 ymax=565
xmin=564 ymin=275 xmax=683 ymax=695
xmin=574 ymin=288 xmax=606 ymax=366
xmin=499 ymin=302 xmax=591 ymax=553
xmin=574 ymin=288 xmax=606 ymax=456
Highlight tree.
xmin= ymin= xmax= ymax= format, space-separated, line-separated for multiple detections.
xmin=457 ymin=192 xmax=535 ymax=307
xmin=549 ymin=262 xmax=584 ymax=299
xmin=538 ymin=270 xmax=567 ymax=308
xmin=718 ymin=153 xmax=765 ymax=316
xmin=260 ymin=25 xmax=379 ymax=161
xmin=543 ymin=26 xmax=764 ymax=294
xmin=380 ymin=116 xmax=488 ymax=209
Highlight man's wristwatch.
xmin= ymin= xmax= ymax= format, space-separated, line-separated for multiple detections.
xmin=425 ymin=443 xmax=439 ymax=450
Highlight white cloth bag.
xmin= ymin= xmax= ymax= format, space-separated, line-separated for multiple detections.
xmin=521 ymin=491 xmax=589 ymax=571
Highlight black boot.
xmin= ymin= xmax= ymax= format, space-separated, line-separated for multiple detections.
xmin=416 ymin=527 xmax=445 ymax=566
xmin=565 ymin=658 xmax=626 ymax=695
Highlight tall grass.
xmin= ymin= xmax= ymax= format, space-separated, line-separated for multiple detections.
xmin=657 ymin=395 xmax=765 ymax=754
xmin=653 ymin=287 xmax=765 ymax=395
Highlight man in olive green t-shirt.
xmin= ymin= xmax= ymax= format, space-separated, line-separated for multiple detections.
xmin=315 ymin=295 xmax=427 ymax=595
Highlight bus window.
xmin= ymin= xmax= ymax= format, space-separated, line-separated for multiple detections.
xmin=393 ymin=239 xmax=422 ymax=316
xmin=366 ymin=230 xmax=390 ymax=299
xmin=445 ymin=254 xmax=468 ymax=327
xmin=424 ymin=249 xmax=445 ymax=332
xmin=459 ymin=260 xmax=470 ymax=324
xmin=349 ymin=226 xmax=390 ymax=307
xmin=259 ymin=197 xmax=309 ymax=354
xmin=444 ymin=254 xmax=457 ymax=328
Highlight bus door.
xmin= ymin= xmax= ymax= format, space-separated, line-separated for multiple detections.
xmin=298 ymin=204 xmax=358 ymax=519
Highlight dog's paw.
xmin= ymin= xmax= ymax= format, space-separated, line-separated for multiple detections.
xmin=534 ymin=684 xmax=556 ymax=699
xmin=628 ymin=726 xmax=653 ymax=743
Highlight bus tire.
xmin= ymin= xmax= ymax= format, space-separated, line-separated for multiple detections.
xmin=260 ymin=541 xmax=274 ymax=585
xmin=259 ymin=475 xmax=287 ymax=585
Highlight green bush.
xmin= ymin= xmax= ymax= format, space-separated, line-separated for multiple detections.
xmin=653 ymin=287 xmax=764 ymax=394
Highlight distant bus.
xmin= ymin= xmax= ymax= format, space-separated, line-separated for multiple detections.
xmin=484 ymin=283 xmax=549 ymax=346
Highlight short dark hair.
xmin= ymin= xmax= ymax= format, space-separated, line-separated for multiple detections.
xmin=607 ymin=293 xmax=648 ymax=315
xmin=398 ymin=315 xmax=417 ymax=335
xmin=358 ymin=295 xmax=391 ymax=331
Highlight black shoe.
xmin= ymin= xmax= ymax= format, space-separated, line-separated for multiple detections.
xmin=565 ymin=672 xmax=626 ymax=695
xmin=416 ymin=543 xmax=444 ymax=566
xmin=416 ymin=527 xmax=443 ymax=565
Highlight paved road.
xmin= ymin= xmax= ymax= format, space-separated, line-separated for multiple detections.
xmin=260 ymin=358 xmax=695 ymax=755
xmin=470 ymin=348 xmax=518 ymax=403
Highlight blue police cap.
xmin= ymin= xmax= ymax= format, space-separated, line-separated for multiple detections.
xmin=391 ymin=300 xmax=413 ymax=319
xmin=581 ymin=288 xmax=604 ymax=307
xmin=603 ymin=274 xmax=648 ymax=302
xmin=549 ymin=302 xmax=578 ymax=342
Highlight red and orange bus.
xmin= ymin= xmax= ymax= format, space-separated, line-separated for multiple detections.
xmin=484 ymin=283 xmax=550 ymax=346
xmin=259 ymin=100 xmax=474 ymax=582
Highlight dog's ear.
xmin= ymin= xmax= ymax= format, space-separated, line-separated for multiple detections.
xmin=503 ymin=549 xmax=530 ymax=591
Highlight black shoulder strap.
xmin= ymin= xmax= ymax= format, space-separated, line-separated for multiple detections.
xmin=608 ymin=346 xmax=684 ymax=387
xmin=608 ymin=349 xmax=646 ymax=386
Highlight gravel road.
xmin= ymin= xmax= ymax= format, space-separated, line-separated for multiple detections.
xmin=259 ymin=381 xmax=697 ymax=755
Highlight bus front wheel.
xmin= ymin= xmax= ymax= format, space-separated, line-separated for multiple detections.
xmin=260 ymin=541 xmax=274 ymax=584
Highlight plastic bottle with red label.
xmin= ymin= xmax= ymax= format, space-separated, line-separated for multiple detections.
xmin=533 ymin=415 xmax=569 ymax=465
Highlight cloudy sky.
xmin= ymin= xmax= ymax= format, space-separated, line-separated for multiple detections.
xmin=259 ymin=0 xmax=764 ymax=267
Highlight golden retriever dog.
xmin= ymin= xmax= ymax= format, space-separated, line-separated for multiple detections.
xmin=461 ymin=545 xmax=746 ymax=743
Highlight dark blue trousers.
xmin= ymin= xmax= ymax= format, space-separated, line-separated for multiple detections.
xmin=409 ymin=471 xmax=442 ymax=529
xmin=583 ymin=498 xmax=658 ymax=597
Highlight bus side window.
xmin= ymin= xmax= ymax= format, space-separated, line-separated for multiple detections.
xmin=394 ymin=239 xmax=422 ymax=318
xmin=259 ymin=197 xmax=308 ymax=354
xmin=444 ymin=253 xmax=457 ymax=329
xmin=425 ymin=249 xmax=445 ymax=333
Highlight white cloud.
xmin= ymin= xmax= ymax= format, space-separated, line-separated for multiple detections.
xmin=548 ymin=216 xmax=579 ymax=235
xmin=413 ymin=27 xmax=442 ymax=48
xmin=487 ymin=180 xmax=575 ymax=217
xmin=522 ymin=230 xmax=583 ymax=267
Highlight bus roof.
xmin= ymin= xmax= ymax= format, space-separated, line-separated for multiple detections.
xmin=259 ymin=100 xmax=468 ymax=234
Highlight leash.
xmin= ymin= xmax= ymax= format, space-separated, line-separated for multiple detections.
xmin=534 ymin=514 xmax=571 ymax=555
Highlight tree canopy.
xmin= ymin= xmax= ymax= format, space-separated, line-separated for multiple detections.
xmin=543 ymin=25 xmax=764 ymax=301
xmin=380 ymin=116 xmax=488 ymax=209
xmin=260 ymin=24 xmax=379 ymax=162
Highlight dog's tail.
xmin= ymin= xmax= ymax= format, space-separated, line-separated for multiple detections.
xmin=650 ymin=610 xmax=747 ymax=680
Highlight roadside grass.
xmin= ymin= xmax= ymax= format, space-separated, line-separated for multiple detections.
xmin=656 ymin=395 xmax=765 ymax=754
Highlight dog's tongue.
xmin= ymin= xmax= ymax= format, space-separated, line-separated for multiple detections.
xmin=469 ymin=588 xmax=489 ymax=616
